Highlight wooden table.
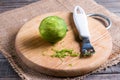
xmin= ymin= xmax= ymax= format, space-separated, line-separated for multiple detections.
xmin=0 ymin=0 xmax=120 ymax=80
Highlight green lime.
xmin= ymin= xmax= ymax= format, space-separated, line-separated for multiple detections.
xmin=39 ymin=16 xmax=67 ymax=43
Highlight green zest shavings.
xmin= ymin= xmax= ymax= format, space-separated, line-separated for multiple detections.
xmin=51 ymin=49 xmax=79 ymax=58
xmin=68 ymin=64 xmax=72 ymax=67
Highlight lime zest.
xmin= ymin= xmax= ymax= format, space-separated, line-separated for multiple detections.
xmin=68 ymin=64 xmax=72 ymax=67
xmin=51 ymin=49 xmax=79 ymax=59
xmin=42 ymin=53 xmax=45 ymax=56
xmin=70 ymin=53 xmax=79 ymax=57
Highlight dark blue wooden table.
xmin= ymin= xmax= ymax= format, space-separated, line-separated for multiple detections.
xmin=0 ymin=0 xmax=120 ymax=80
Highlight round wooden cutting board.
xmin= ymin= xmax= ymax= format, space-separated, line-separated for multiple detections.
xmin=15 ymin=12 xmax=112 ymax=77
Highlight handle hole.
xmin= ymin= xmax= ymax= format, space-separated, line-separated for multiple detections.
xmin=77 ymin=8 xmax=81 ymax=14
xmin=75 ymin=6 xmax=84 ymax=14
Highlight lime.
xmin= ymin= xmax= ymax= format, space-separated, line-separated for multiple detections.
xmin=39 ymin=16 xmax=67 ymax=43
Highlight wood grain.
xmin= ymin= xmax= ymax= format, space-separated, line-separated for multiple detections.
xmin=15 ymin=12 xmax=112 ymax=77
xmin=86 ymin=74 xmax=120 ymax=80
xmin=0 ymin=0 xmax=38 ymax=13
xmin=0 ymin=59 xmax=20 ymax=78
xmin=0 ymin=0 xmax=120 ymax=80
xmin=95 ymin=0 xmax=120 ymax=13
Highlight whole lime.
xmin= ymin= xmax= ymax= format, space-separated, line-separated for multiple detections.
xmin=39 ymin=16 xmax=67 ymax=43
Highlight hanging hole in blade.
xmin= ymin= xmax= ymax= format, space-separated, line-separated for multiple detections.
xmin=77 ymin=7 xmax=81 ymax=14
xmin=74 ymin=6 xmax=85 ymax=14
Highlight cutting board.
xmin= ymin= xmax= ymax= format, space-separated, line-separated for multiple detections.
xmin=15 ymin=12 xmax=112 ymax=77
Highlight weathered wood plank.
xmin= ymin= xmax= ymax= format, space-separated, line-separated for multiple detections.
xmin=95 ymin=0 xmax=120 ymax=3
xmin=0 ymin=0 xmax=38 ymax=3
xmin=95 ymin=0 xmax=120 ymax=12
xmin=0 ymin=53 xmax=5 ymax=59
xmin=0 ymin=0 xmax=38 ymax=13
xmin=85 ymin=74 xmax=120 ymax=80
xmin=0 ymin=59 xmax=20 ymax=78
xmin=0 ymin=0 xmax=120 ymax=79
xmin=0 ymin=78 xmax=21 ymax=80
xmin=95 ymin=65 xmax=120 ymax=74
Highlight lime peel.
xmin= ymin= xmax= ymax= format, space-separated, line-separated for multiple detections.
xmin=51 ymin=49 xmax=79 ymax=59
xmin=39 ymin=16 xmax=67 ymax=43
